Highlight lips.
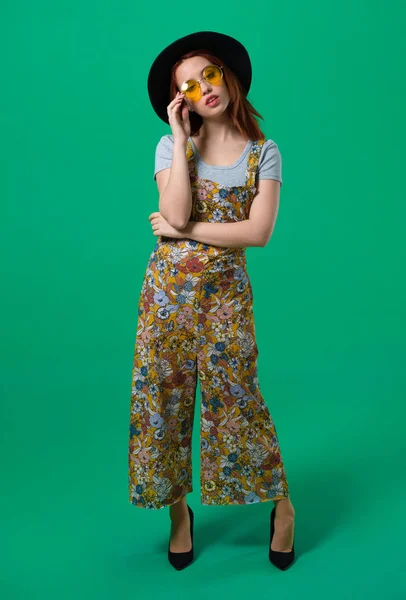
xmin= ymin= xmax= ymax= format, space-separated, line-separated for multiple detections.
xmin=206 ymin=95 xmax=218 ymax=105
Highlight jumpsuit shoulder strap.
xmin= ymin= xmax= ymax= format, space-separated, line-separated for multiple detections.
xmin=186 ymin=139 xmax=197 ymax=179
xmin=186 ymin=139 xmax=194 ymax=161
xmin=245 ymin=137 xmax=266 ymax=186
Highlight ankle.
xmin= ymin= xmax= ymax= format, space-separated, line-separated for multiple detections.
xmin=169 ymin=497 xmax=188 ymax=521
xmin=274 ymin=498 xmax=295 ymax=517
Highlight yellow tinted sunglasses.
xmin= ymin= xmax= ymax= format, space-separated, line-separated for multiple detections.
xmin=180 ymin=64 xmax=224 ymax=100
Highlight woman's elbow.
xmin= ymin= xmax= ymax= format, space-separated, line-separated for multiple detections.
xmin=168 ymin=215 xmax=189 ymax=230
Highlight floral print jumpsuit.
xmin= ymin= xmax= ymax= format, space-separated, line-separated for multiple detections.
xmin=128 ymin=136 xmax=290 ymax=510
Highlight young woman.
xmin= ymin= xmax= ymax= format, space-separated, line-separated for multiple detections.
xmin=128 ymin=31 xmax=295 ymax=571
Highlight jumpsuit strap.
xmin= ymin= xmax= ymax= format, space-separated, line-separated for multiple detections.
xmin=245 ymin=137 xmax=266 ymax=187
xmin=186 ymin=138 xmax=194 ymax=161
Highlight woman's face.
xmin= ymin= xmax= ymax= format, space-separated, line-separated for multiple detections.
xmin=175 ymin=56 xmax=230 ymax=117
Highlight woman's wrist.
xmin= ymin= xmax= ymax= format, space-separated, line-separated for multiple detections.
xmin=173 ymin=137 xmax=188 ymax=150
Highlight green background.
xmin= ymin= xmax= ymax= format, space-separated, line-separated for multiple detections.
xmin=2 ymin=1 xmax=405 ymax=598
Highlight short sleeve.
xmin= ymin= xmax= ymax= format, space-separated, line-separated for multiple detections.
xmin=153 ymin=134 xmax=174 ymax=180
xmin=257 ymin=140 xmax=283 ymax=186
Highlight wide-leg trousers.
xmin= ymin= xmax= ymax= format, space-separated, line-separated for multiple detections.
xmin=128 ymin=243 xmax=290 ymax=509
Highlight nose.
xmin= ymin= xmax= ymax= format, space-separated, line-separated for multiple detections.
xmin=200 ymin=79 xmax=212 ymax=94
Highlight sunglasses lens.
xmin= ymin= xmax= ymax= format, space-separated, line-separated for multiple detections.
xmin=204 ymin=65 xmax=222 ymax=84
xmin=181 ymin=65 xmax=223 ymax=99
xmin=182 ymin=81 xmax=199 ymax=99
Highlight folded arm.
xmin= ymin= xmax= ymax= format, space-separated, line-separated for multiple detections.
xmin=182 ymin=178 xmax=281 ymax=248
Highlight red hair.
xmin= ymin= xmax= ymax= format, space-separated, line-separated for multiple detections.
xmin=169 ymin=49 xmax=266 ymax=141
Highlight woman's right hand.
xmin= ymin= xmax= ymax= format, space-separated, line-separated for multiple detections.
xmin=167 ymin=91 xmax=191 ymax=145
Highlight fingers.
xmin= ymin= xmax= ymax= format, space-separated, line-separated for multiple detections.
xmin=168 ymin=92 xmax=185 ymax=110
xmin=174 ymin=91 xmax=185 ymax=103
xmin=167 ymin=92 xmax=190 ymax=122
xmin=182 ymin=102 xmax=190 ymax=119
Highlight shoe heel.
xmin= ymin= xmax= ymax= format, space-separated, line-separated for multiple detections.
xmin=168 ymin=504 xmax=194 ymax=571
xmin=269 ymin=505 xmax=295 ymax=570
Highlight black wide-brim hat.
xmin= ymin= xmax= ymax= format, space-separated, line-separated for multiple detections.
xmin=147 ymin=30 xmax=252 ymax=124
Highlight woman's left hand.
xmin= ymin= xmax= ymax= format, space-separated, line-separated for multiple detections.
xmin=148 ymin=212 xmax=186 ymax=239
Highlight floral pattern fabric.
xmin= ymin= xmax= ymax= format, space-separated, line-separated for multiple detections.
xmin=128 ymin=137 xmax=290 ymax=509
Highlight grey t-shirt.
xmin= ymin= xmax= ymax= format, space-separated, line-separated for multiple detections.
xmin=153 ymin=134 xmax=283 ymax=188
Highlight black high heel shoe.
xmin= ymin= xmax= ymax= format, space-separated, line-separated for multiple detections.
xmin=269 ymin=505 xmax=295 ymax=570
xmin=168 ymin=504 xmax=194 ymax=570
